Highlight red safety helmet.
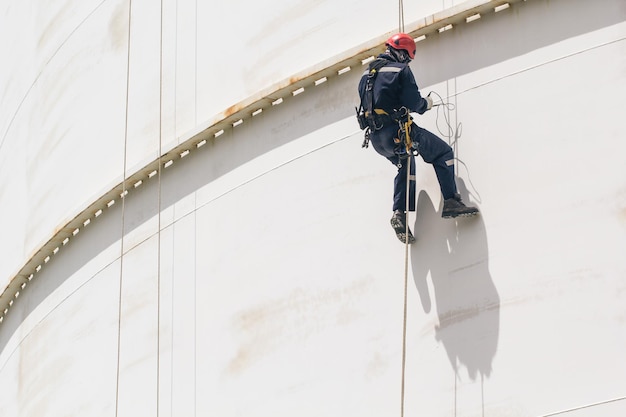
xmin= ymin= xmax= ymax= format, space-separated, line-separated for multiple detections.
xmin=386 ymin=33 xmax=416 ymax=59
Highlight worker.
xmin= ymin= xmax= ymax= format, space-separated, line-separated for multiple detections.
xmin=357 ymin=33 xmax=479 ymax=243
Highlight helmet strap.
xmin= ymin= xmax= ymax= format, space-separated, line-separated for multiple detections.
xmin=387 ymin=47 xmax=411 ymax=63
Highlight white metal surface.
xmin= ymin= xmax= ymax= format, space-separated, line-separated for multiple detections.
xmin=1 ymin=0 xmax=626 ymax=415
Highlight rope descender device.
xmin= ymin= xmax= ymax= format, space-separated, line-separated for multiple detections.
xmin=396 ymin=107 xmax=416 ymax=155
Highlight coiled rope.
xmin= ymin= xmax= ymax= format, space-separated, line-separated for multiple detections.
xmin=430 ymin=90 xmax=482 ymax=202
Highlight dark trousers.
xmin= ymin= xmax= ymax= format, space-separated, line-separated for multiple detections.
xmin=370 ymin=123 xmax=457 ymax=211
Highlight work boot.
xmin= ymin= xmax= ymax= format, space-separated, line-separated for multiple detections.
xmin=442 ymin=194 xmax=479 ymax=219
xmin=390 ymin=210 xmax=416 ymax=244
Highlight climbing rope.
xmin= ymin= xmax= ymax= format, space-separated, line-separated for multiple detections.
xmin=398 ymin=0 xmax=405 ymax=33
xmin=114 ymin=2 xmax=133 ymax=416
xmin=115 ymin=2 xmax=164 ymax=416
xmin=398 ymin=3 xmax=408 ymax=417
xmin=429 ymin=90 xmax=482 ymax=202
xmin=400 ymin=120 xmax=412 ymax=417
xmin=156 ymin=0 xmax=164 ymax=415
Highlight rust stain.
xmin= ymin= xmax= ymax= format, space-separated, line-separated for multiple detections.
xmin=220 ymin=71 xmax=313 ymax=121
xmin=222 ymin=101 xmax=247 ymax=120
xmin=289 ymin=75 xmax=303 ymax=85
xmin=108 ymin=1 xmax=129 ymax=51
xmin=218 ymin=31 xmax=382 ymax=130
xmin=37 ymin=7 xmax=65 ymax=50
xmin=225 ymin=278 xmax=372 ymax=377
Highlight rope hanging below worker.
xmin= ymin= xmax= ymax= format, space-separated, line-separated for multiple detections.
xmin=398 ymin=4 xmax=409 ymax=417
xmin=399 ymin=117 xmax=411 ymax=417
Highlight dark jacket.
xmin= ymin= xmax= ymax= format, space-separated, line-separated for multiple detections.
xmin=358 ymin=53 xmax=430 ymax=116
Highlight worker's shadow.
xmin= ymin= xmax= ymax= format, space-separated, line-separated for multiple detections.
xmin=410 ymin=180 xmax=500 ymax=380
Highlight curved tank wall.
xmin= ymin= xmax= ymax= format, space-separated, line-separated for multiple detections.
xmin=1 ymin=0 xmax=626 ymax=416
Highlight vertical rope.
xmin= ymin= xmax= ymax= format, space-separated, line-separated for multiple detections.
xmin=398 ymin=2 xmax=409 ymax=415
xmin=170 ymin=2 xmax=179 ymax=415
xmin=115 ymin=1 xmax=133 ymax=415
xmin=193 ymin=196 xmax=198 ymax=417
xmin=452 ymin=78 xmax=459 ymax=178
xmin=156 ymin=0 xmax=164 ymax=415
xmin=400 ymin=152 xmax=411 ymax=417
xmin=194 ymin=0 xmax=198 ymax=125
xmin=192 ymin=2 xmax=198 ymax=411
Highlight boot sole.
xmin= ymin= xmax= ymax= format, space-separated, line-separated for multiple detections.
xmin=442 ymin=211 xmax=479 ymax=219
xmin=390 ymin=218 xmax=416 ymax=243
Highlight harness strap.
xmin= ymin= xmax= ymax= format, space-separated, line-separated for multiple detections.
xmin=359 ymin=59 xmax=389 ymax=131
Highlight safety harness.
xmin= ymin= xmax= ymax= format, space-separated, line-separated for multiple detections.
xmin=356 ymin=58 xmax=388 ymax=148
xmin=356 ymin=59 xmax=415 ymax=154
